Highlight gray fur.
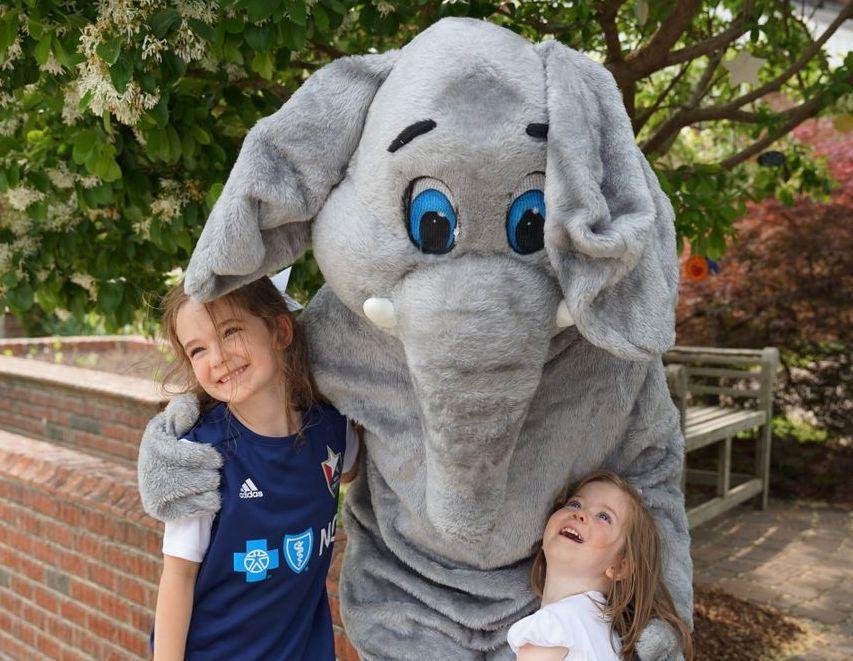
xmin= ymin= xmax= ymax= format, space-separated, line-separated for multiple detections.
xmin=137 ymin=17 xmax=691 ymax=659
xmin=137 ymin=394 xmax=222 ymax=520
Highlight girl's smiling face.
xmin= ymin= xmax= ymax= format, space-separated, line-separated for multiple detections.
xmin=542 ymin=480 xmax=634 ymax=583
xmin=175 ymin=298 xmax=287 ymax=406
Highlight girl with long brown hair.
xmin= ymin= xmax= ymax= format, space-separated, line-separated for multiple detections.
xmin=508 ymin=471 xmax=693 ymax=660
xmin=151 ymin=275 xmax=359 ymax=660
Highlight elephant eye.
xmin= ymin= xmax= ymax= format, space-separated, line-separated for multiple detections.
xmin=406 ymin=177 xmax=458 ymax=255
xmin=506 ymin=173 xmax=546 ymax=255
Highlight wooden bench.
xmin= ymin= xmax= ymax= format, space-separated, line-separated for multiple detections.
xmin=664 ymin=347 xmax=780 ymax=529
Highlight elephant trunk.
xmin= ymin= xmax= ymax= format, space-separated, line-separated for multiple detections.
xmin=396 ymin=256 xmax=561 ymax=543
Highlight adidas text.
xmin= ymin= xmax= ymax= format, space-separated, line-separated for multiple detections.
xmin=240 ymin=479 xmax=264 ymax=499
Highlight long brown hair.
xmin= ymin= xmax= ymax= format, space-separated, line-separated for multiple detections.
xmin=530 ymin=471 xmax=694 ymax=660
xmin=160 ymin=276 xmax=321 ymax=419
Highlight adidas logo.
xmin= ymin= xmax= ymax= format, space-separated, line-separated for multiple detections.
xmin=239 ymin=478 xmax=264 ymax=499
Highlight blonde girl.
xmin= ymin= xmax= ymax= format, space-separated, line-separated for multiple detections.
xmin=508 ymin=471 xmax=693 ymax=660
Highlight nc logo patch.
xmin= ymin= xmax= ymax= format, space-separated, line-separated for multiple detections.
xmin=321 ymin=446 xmax=342 ymax=498
xmin=233 ymin=539 xmax=279 ymax=583
xmin=283 ymin=529 xmax=313 ymax=574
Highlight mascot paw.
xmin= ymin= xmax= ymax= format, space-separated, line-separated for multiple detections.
xmin=137 ymin=394 xmax=223 ymax=521
xmin=636 ymin=619 xmax=683 ymax=661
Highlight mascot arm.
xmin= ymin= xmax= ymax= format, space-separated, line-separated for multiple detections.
xmin=610 ymin=370 xmax=693 ymax=661
xmin=137 ymin=394 xmax=223 ymax=521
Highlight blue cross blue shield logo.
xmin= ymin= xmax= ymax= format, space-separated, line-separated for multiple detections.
xmin=283 ymin=529 xmax=313 ymax=574
xmin=233 ymin=539 xmax=279 ymax=583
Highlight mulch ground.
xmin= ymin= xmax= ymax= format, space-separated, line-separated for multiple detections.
xmin=694 ymin=584 xmax=811 ymax=661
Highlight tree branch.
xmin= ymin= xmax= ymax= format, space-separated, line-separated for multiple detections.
xmin=642 ymin=50 xmax=723 ymax=153
xmin=618 ymin=0 xmax=703 ymax=78
xmin=595 ymin=0 xmax=626 ymax=63
xmin=709 ymin=2 xmax=851 ymax=113
xmin=640 ymin=2 xmax=852 ymax=156
xmin=717 ymin=93 xmax=825 ymax=170
xmin=663 ymin=0 xmax=757 ymax=69
xmin=634 ymin=61 xmax=692 ymax=133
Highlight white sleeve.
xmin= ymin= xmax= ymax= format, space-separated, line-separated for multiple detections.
xmin=507 ymin=610 xmax=571 ymax=655
xmin=343 ymin=421 xmax=360 ymax=473
xmin=162 ymin=515 xmax=215 ymax=563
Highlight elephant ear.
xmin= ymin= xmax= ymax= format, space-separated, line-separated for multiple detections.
xmin=536 ymin=40 xmax=679 ymax=361
xmin=185 ymin=51 xmax=399 ymax=301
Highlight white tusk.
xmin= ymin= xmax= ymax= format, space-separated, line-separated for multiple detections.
xmin=556 ymin=300 xmax=575 ymax=328
xmin=363 ymin=297 xmax=397 ymax=330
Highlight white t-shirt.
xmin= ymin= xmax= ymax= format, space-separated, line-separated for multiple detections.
xmin=162 ymin=421 xmax=360 ymax=563
xmin=507 ymin=592 xmax=621 ymax=661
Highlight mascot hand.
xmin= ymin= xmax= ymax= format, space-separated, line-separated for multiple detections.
xmin=636 ymin=619 xmax=684 ymax=661
xmin=137 ymin=393 xmax=223 ymax=521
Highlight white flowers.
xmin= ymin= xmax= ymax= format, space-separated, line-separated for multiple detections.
xmin=5 ymin=186 xmax=45 ymax=211
xmin=46 ymin=163 xmax=77 ymax=189
xmin=141 ymin=34 xmax=168 ymax=63
xmin=176 ymin=0 xmax=218 ymax=24
xmin=70 ymin=273 xmax=98 ymax=300
xmin=150 ymin=178 xmax=203 ymax=221
xmin=45 ymin=193 xmax=79 ymax=232
xmin=39 ymin=52 xmax=65 ymax=76
xmin=174 ymin=20 xmax=208 ymax=62
xmin=1 ymin=36 xmax=22 ymax=72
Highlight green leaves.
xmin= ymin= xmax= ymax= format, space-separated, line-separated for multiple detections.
xmin=33 ymin=37 xmax=51 ymax=66
xmin=149 ymin=9 xmax=181 ymax=38
xmin=110 ymin=57 xmax=133 ymax=94
xmin=243 ymin=0 xmax=282 ymax=23
xmin=72 ymin=129 xmax=99 ymax=164
xmin=0 ymin=13 xmax=19 ymax=55
xmin=70 ymin=129 xmax=121 ymax=180
xmin=251 ymin=51 xmax=275 ymax=79
xmin=96 ymin=36 xmax=121 ymax=65
xmin=97 ymin=281 xmax=123 ymax=314
xmin=245 ymin=24 xmax=274 ymax=51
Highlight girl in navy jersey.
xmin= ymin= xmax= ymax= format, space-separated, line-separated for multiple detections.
xmin=151 ymin=275 xmax=358 ymax=661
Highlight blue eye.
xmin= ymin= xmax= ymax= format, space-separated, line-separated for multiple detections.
xmin=406 ymin=178 xmax=457 ymax=254
xmin=565 ymin=500 xmax=580 ymax=510
xmin=597 ymin=512 xmax=611 ymax=523
xmin=506 ymin=189 xmax=545 ymax=255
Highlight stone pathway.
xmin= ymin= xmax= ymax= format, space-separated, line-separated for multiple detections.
xmin=691 ymin=499 xmax=853 ymax=660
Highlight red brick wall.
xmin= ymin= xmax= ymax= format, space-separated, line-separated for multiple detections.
xmin=0 ymin=430 xmax=159 ymax=658
xmin=0 ymin=312 xmax=25 ymax=338
xmin=0 ymin=356 xmax=164 ymax=468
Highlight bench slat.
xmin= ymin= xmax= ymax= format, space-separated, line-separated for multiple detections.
xmin=690 ymin=385 xmax=763 ymax=398
xmin=684 ymin=408 xmax=766 ymax=451
xmin=685 ymin=406 xmax=734 ymax=425
xmin=688 ymin=367 xmax=761 ymax=380
xmin=686 ymin=408 xmax=765 ymax=432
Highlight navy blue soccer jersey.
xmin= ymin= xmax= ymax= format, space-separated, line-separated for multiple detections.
xmin=170 ymin=402 xmax=347 ymax=660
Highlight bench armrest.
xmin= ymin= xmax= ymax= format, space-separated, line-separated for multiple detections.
xmin=664 ymin=364 xmax=688 ymax=400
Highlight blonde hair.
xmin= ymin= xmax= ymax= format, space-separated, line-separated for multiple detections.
xmin=530 ymin=471 xmax=694 ymax=660
xmin=160 ymin=277 xmax=321 ymax=419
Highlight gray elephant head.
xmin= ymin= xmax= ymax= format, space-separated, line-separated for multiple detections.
xmin=184 ymin=18 xmax=678 ymax=543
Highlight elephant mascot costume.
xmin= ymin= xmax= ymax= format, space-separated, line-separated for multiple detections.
xmin=138 ymin=17 xmax=692 ymax=660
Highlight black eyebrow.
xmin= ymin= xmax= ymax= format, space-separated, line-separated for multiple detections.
xmin=387 ymin=120 xmax=437 ymax=153
xmin=526 ymin=123 xmax=548 ymax=139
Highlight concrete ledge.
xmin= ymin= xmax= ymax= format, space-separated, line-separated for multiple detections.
xmin=0 ymin=355 xmax=166 ymax=406
xmin=0 ymin=335 xmax=162 ymax=354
